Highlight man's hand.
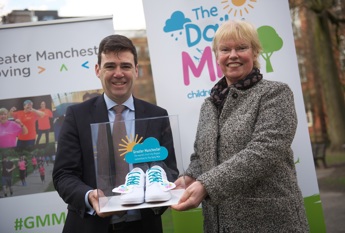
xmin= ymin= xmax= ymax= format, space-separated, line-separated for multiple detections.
xmin=171 ymin=181 xmax=207 ymax=211
xmin=88 ymin=189 xmax=124 ymax=218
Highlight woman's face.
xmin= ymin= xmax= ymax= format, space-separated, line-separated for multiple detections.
xmin=216 ymin=39 xmax=255 ymax=85
xmin=0 ymin=111 xmax=8 ymax=123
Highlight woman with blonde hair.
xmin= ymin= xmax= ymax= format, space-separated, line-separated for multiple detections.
xmin=172 ymin=20 xmax=309 ymax=233
xmin=0 ymin=107 xmax=27 ymax=148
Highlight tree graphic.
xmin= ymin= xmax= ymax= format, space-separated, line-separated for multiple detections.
xmin=257 ymin=26 xmax=283 ymax=73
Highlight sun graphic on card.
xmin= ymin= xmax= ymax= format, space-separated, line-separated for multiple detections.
xmin=118 ymin=134 xmax=143 ymax=157
xmin=221 ymin=0 xmax=257 ymax=17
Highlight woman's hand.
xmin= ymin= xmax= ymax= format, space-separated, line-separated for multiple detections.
xmin=174 ymin=175 xmax=196 ymax=189
xmin=171 ymin=181 xmax=207 ymax=211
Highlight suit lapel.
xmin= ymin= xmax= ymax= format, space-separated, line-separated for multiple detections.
xmin=91 ymin=95 xmax=109 ymax=123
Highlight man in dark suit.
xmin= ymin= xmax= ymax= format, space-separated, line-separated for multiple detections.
xmin=52 ymin=34 xmax=179 ymax=233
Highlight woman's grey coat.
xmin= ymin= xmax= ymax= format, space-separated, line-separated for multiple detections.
xmin=185 ymin=80 xmax=309 ymax=233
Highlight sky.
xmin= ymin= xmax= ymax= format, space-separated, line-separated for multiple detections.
xmin=0 ymin=0 xmax=146 ymax=29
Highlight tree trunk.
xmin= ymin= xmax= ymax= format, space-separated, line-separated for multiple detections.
xmin=312 ymin=10 xmax=345 ymax=151
xmin=303 ymin=6 xmax=329 ymax=144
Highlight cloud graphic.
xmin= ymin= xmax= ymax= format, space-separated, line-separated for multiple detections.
xmin=163 ymin=11 xmax=191 ymax=32
xmin=125 ymin=137 xmax=168 ymax=164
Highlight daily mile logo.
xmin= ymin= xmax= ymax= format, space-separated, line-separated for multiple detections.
xmin=162 ymin=1 xmax=258 ymax=87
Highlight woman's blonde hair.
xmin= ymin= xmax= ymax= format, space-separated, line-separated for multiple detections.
xmin=212 ymin=20 xmax=262 ymax=69
xmin=0 ymin=108 xmax=8 ymax=115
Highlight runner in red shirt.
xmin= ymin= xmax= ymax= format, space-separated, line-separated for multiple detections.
xmin=36 ymin=101 xmax=53 ymax=145
xmin=9 ymin=100 xmax=44 ymax=149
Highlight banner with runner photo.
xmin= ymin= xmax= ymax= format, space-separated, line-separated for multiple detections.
xmin=0 ymin=16 xmax=113 ymax=233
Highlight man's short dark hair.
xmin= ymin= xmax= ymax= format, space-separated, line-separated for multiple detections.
xmin=97 ymin=34 xmax=138 ymax=66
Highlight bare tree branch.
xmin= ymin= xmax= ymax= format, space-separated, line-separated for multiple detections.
xmin=327 ymin=9 xmax=345 ymax=24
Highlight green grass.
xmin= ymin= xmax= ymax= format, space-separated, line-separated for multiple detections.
xmin=317 ymin=150 xmax=345 ymax=192
xmin=46 ymin=180 xmax=56 ymax=192
xmin=325 ymin=151 xmax=345 ymax=165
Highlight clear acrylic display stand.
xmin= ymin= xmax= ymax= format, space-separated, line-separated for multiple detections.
xmin=91 ymin=115 xmax=185 ymax=213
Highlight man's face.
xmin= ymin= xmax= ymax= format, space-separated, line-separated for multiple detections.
xmin=95 ymin=51 xmax=138 ymax=104
xmin=24 ymin=102 xmax=33 ymax=111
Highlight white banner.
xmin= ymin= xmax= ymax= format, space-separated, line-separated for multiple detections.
xmin=0 ymin=17 xmax=114 ymax=99
xmin=0 ymin=16 xmax=114 ymax=233
xmin=142 ymin=0 xmax=324 ymax=231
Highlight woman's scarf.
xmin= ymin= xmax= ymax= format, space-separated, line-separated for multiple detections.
xmin=210 ymin=68 xmax=263 ymax=112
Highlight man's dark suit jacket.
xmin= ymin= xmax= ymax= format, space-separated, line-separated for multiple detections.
xmin=52 ymin=95 xmax=179 ymax=233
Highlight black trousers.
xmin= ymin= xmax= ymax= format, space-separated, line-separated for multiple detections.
xmin=108 ymin=220 xmax=142 ymax=233
xmin=108 ymin=216 xmax=163 ymax=233
xmin=63 ymin=208 xmax=163 ymax=233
